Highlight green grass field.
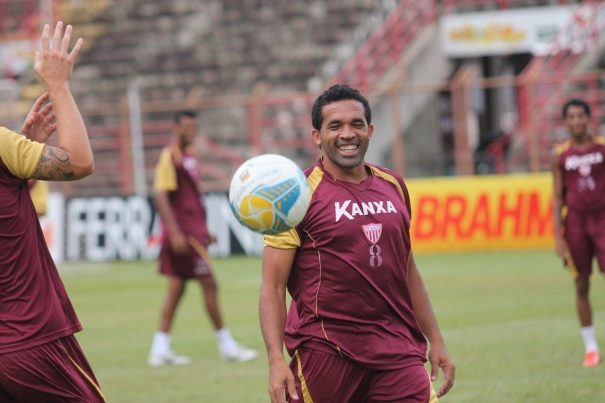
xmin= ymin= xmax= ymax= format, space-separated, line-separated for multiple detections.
xmin=61 ymin=251 xmax=605 ymax=403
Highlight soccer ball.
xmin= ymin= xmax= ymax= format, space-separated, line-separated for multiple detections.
xmin=229 ymin=154 xmax=311 ymax=235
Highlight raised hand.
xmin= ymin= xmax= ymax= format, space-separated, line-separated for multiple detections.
xmin=30 ymin=21 xmax=93 ymax=181
xmin=20 ymin=92 xmax=56 ymax=143
xmin=34 ymin=22 xmax=83 ymax=91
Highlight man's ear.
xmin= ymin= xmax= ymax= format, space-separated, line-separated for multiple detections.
xmin=311 ymin=129 xmax=321 ymax=148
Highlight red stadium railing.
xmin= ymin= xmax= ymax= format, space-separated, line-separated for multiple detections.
xmin=441 ymin=0 xmax=574 ymax=14
xmin=0 ymin=0 xmax=41 ymax=37
xmin=331 ymin=0 xmax=437 ymax=91
xmin=515 ymin=0 xmax=605 ymax=171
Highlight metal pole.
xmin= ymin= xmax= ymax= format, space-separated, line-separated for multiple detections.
xmin=127 ymin=79 xmax=147 ymax=196
xmin=451 ymin=65 xmax=474 ymax=176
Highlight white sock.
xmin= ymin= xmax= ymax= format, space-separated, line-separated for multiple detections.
xmin=581 ymin=326 xmax=599 ymax=353
xmin=216 ymin=328 xmax=236 ymax=349
xmin=151 ymin=331 xmax=171 ymax=356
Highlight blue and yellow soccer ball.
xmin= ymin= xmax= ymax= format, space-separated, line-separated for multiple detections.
xmin=229 ymin=154 xmax=311 ymax=235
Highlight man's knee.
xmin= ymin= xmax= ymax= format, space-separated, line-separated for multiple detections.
xmin=575 ymin=277 xmax=590 ymax=297
xmin=200 ymin=276 xmax=218 ymax=294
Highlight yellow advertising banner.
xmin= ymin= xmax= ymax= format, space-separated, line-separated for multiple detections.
xmin=407 ymin=173 xmax=553 ymax=253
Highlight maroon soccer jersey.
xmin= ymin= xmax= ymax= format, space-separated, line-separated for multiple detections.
xmin=0 ymin=130 xmax=81 ymax=354
xmin=155 ymin=145 xmax=209 ymax=246
xmin=265 ymin=159 xmax=427 ymax=370
xmin=555 ymin=137 xmax=605 ymax=212
xmin=154 ymin=145 xmax=211 ymax=277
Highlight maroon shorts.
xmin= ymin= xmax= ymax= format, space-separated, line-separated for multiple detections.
xmin=0 ymin=335 xmax=105 ymax=402
xmin=159 ymin=237 xmax=212 ymax=279
xmin=564 ymin=208 xmax=605 ymax=279
xmin=288 ymin=346 xmax=437 ymax=403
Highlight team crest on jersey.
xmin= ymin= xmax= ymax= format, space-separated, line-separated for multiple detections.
xmin=183 ymin=156 xmax=199 ymax=180
xmin=579 ymin=164 xmax=591 ymax=176
xmin=362 ymin=223 xmax=382 ymax=245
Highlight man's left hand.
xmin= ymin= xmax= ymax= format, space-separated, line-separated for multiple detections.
xmin=21 ymin=92 xmax=56 ymax=143
xmin=428 ymin=341 xmax=455 ymax=397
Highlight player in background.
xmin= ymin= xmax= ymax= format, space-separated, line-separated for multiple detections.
xmin=260 ymin=84 xmax=455 ymax=402
xmin=0 ymin=22 xmax=105 ymax=401
xmin=552 ymin=98 xmax=605 ymax=368
xmin=148 ymin=110 xmax=258 ymax=366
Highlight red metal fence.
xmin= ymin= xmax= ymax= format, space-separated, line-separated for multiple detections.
xmin=442 ymin=0 xmax=574 ymax=14
xmin=0 ymin=0 xmax=41 ymax=37
xmin=331 ymin=0 xmax=437 ymax=90
xmin=516 ymin=1 xmax=605 ymax=171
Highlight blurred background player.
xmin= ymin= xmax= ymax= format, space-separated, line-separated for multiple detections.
xmin=0 ymin=22 xmax=104 ymax=401
xmin=148 ymin=110 xmax=258 ymax=366
xmin=260 ymin=84 xmax=455 ymax=402
xmin=552 ymin=98 xmax=605 ymax=368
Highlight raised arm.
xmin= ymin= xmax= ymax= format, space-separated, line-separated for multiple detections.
xmin=31 ymin=22 xmax=92 ymax=181
xmin=551 ymin=154 xmax=568 ymax=259
xmin=260 ymin=246 xmax=299 ymax=403
xmin=407 ymin=252 xmax=455 ymax=397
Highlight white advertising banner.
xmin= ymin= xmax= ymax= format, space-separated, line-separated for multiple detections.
xmin=440 ymin=6 xmax=575 ymax=57
xmin=40 ymin=193 xmax=65 ymax=263
xmin=64 ymin=194 xmax=263 ymax=262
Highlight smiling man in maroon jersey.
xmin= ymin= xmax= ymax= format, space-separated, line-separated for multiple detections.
xmin=0 ymin=23 xmax=104 ymax=401
xmin=552 ymin=98 xmax=605 ymax=368
xmin=260 ymin=84 xmax=455 ymax=403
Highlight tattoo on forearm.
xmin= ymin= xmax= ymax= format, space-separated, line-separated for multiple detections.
xmin=33 ymin=146 xmax=76 ymax=180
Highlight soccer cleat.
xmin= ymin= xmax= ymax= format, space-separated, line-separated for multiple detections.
xmin=583 ymin=351 xmax=601 ymax=368
xmin=219 ymin=343 xmax=258 ymax=362
xmin=148 ymin=351 xmax=192 ymax=367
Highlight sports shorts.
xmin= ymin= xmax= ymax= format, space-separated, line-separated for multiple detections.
xmin=159 ymin=236 xmax=212 ymax=279
xmin=0 ymin=335 xmax=105 ymax=402
xmin=564 ymin=208 xmax=605 ymax=279
xmin=288 ymin=345 xmax=437 ymax=402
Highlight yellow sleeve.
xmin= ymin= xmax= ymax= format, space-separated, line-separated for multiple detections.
xmin=264 ymin=228 xmax=301 ymax=249
xmin=153 ymin=148 xmax=178 ymax=192
xmin=29 ymin=180 xmax=49 ymax=216
xmin=0 ymin=127 xmax=44 ymax=179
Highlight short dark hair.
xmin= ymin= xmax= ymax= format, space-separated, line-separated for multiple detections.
xmin=562 ymin=99 xmax=590 ymax=118
xmin=174 ymin=110 xmax=197 ymax=123
xmin=311 ymin=84 xmax=371 ymax=130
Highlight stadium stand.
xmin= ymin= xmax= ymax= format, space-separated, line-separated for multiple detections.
xmin=49 ymin=0 xmax=386 ymax=195
xmin=0 ymin=0 xmax=604 ymax=195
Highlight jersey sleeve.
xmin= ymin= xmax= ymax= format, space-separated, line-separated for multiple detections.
xmin=553 ymin=139 xmax=571 ymax=157
xmin=264 ymin=228 xmax=301 ymax=249
xmin=153 ymin=148 xmax=178 ymax=192
xmin=0 ymin=127 xmax=44 ymax=179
